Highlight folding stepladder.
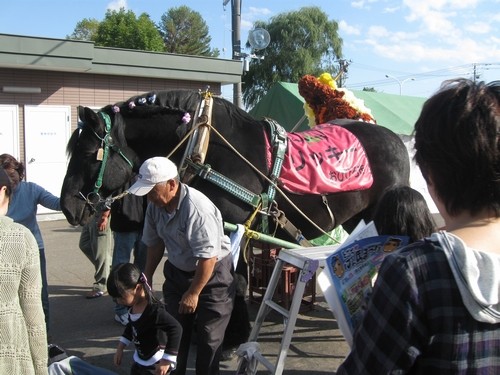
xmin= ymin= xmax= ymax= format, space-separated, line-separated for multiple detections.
xmin=235 ymin=245 xmax=339 ymax=375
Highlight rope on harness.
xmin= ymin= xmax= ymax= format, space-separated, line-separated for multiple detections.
xmin=206 ymin=125 xmax=340 ymax=244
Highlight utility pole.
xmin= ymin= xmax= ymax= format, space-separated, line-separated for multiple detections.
xmin=231 ymin=0 xmax=243 ymax=108
xmin=336 ymin=59 xmax=350 ymax=88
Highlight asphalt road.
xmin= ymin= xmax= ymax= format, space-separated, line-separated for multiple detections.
xmin=42 ymin=217 xmax=350 ymax=374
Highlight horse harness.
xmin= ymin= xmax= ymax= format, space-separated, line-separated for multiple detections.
xmin=78 ymin=112 xmax=134 ymax=211
xmin=179 ymin=92 xmax=313 ymax=247
xmin=80 ymin=94 xmax=320 ymax=246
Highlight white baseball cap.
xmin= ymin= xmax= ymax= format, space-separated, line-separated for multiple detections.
xmin=128 ymin=157 xmax=178 ymax=196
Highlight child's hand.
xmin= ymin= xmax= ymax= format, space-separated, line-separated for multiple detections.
xmin=114 ymin=347 xmax=124 ymax=366
xmin=155 ymin=359 xmax=171 ymax=375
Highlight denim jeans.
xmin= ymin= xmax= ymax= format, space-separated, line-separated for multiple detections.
xmin=112 ymin=230 xmax=147 ymax=315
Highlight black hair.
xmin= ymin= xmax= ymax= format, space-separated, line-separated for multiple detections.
xmin=413 ymin=79 xmax=500 ymax=217
xmin=107 ymin=263 xmax=156 ymax=303
xmin=372 ymin=185 xmax=436 ymax=243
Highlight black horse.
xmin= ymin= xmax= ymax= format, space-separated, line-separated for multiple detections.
xmin=60 ymin=89 xmax=410 ymax=351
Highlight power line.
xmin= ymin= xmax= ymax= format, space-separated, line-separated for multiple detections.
xmin=344 ymin=62 xmax=499 ymax=91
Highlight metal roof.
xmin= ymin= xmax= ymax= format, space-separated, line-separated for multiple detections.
xmin=0 ymin=33 xmax=242 ymax=85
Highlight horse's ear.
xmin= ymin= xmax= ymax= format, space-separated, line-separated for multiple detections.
xmin=79 ymin=106 xmax=99 ymax=126
xmin=77 ymin=106 xmax=85 ymax=121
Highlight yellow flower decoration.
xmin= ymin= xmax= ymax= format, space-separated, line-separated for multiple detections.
xmin=318 ymin=73 xmax=338 ymax=90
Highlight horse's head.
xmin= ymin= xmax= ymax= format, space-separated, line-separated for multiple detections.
xmin=61 ymin=106 xmax=139 ymax=226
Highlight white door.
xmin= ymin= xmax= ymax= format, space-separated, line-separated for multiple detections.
xmin=0 ymin=105 xmax=20 ymax=159
xmin=24 ymin=105 xmax=71 ymax=214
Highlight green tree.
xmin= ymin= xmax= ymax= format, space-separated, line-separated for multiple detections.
xmin=94 ymin=8 xmax=164 ymax=51
xmin=242 ymin=7 xmax=343 ymax=108
xmin=67 ymin=18 xmax=100 ymax=41
xmin=158 ymin=6 xmax=219 ymax=56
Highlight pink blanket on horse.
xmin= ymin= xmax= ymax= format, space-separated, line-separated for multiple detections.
xmin=265 ymin=123 xmax=373 ymax=195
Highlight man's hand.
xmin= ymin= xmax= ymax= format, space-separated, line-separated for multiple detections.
xmin=178 ymin=257 xmax=216 ymax=314
xmin=179 ymin=290 xmax=199 ymax=314
xmin=97 ymin=210 xmax=110 ymax=232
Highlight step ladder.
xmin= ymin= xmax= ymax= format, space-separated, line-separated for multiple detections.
xmin=235 ymin=245 xmax=339 ymax=375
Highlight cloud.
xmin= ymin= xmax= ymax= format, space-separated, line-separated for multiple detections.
xmin=349 ymin=0 xmax=500 ymax=65
xmin=351 ymin=0 xmax=380 ymax=10
xmin=404 ymin=0 xmax=480 ymax=14
xmin=339 ymin=20 xmax=361 ymax=36
xmin=383 ymin=6 xmax=400 ymax=14
xmin=107 ymin=0 xmax=127 ymax=11
xmin=247 ymin=7 xmax=272 ymax=18
xmin=241 ymin=6 xmax=272 ymax=31
xmin=351 ymin=1 xmax=365 ymax=9
xmin=465 ymin=22 xmax=491 ymax=34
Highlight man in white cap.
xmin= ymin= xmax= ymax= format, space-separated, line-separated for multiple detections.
xmin=128 ymin=156 xmax=235 ymax=375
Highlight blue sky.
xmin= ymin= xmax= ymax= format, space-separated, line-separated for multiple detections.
xmin=1 ymin=0 xmax=499 ymax=100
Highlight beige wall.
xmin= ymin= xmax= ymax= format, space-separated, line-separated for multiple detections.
xmin=0 ymin=68 xmax=221 ymax=161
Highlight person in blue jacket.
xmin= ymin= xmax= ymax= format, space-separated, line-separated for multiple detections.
xmin=0 ymin=153 xmax=60 ymax=334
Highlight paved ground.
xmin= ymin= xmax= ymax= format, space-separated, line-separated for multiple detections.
xmin=42 ymin=217 xmax=350 ymax=375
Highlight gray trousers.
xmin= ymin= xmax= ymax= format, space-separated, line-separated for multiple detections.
xmin=79 ymin=213 xmax=112 ymax=292
xmin=163 ymin=254 xmax=235 ymax=375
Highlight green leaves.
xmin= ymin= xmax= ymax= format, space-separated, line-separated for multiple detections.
xmin=158 ymin=6 xmax=218 ymax=57
xmin=67 ymin=6 xmax=217 ymax=56
xmin=243 ymin=7 xmax=343 ymax=108
xmin=94 ymin=8 xmax=164 ymax=52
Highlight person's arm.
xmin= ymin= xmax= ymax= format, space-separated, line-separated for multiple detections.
xmin=97 ymin=209 xmax=110 ymax=232
xmin=144 ymin=242 xmax=165 ymax=285
xmin=179 ymin=256 xmax=217 ymax=314
xmin=156 ymin=306 xmax=182 ymax=373
xmin=19 ymin=230 xmax=48 ymax=374
xmin=156 ymin=359 xmax=172 ymax=375
xmin=115 ymin=325 xmax=132 ymax=366
xmin=33 ymin=182 xmax=61 ymax=211
xmin=114 ymin=342 xmax=126 ymax=367
xmin=337 ymin=252 xmax=425 ymax=374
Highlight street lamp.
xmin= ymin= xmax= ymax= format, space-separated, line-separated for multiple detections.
xmin=229 ymin=0 xmax=269 ymax=108
xmin=385 ymin=74 xmax=415 ymax=95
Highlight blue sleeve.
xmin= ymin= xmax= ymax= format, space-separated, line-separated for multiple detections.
xmin=32 ymin=183 xmax=61 ymax=211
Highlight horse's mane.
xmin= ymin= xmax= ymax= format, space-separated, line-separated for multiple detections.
xmin=66 ymin=128 xmax=80 ymax=157
xmin=107 ymin=88 xmax=261 ymax=131
xmin=70 ymin=89 xmax=263 ymax=159
xmin=108 ymin=90 xmax=203 ymax=117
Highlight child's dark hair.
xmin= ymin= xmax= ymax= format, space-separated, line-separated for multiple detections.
xmin=107 ymin=263 xmax=157 ymax=303
xmin=372 ymin=185 xmax=436 ymax=243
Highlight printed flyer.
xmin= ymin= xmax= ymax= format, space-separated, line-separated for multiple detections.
xmin=318 ymin=221 xmax=408 ymax=346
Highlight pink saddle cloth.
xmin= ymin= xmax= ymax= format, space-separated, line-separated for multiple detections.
xmin=265 ymin=123 xmax=373 ymax=195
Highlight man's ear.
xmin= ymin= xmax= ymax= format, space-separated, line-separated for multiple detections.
xmin=167 ymin=179 xmax=177 ymax=190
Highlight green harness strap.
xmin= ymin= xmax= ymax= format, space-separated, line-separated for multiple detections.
xmin=93 ymin=112 xmax=112 ymax=193
xmin=259 ymin=118 xmax=287 ymax=234
xmin=93 ymin=112 xmax=134 ymax=194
